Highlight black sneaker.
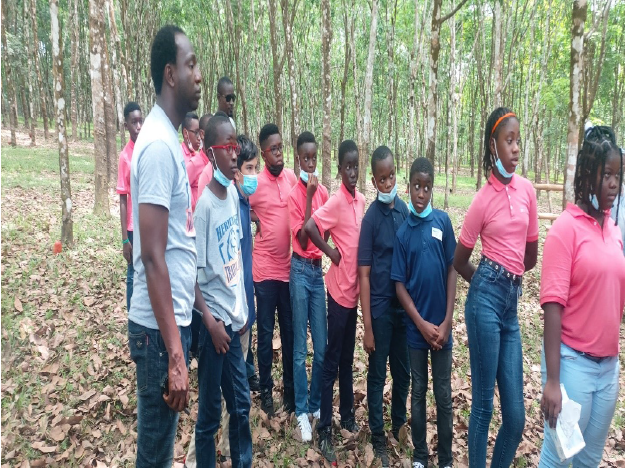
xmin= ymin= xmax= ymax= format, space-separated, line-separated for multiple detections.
xmin=391 ymin=425 xmax=402 ymax=442
xmin=260 ymin=388 xmax=274 ymax=417
xmin=317 ymin=426 xmax=336 ymax=463
xmin=340 ymin=417 xmax=360 ymax=433
xmin=248 ymin=374 xmax=260 ymax=392
xmin=372 ymin=432 xmax=389 ymax=467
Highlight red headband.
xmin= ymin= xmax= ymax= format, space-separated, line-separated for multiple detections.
xmin=491 ymin=112 xmax=516 ymax=137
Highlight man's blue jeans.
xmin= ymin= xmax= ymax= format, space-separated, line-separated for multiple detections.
xmin=254 ymin=280 xmax=294 ymax=393
xmin=128 ymin=319 xmax=191 ymax=468
xmin=195 ymin=322 xmax=252 ymax=468
xmin=125 ymin=231 xmax=134 ymax=311
xmin=367 ymin=307 xmax=409 ymax=435
xmin=465 ymin=261 xmax=525 ymax=468
xmin=539 ymin=343 xmax=619 ymax=467
xmin=290 ymin=256 xmax=327 ymax=416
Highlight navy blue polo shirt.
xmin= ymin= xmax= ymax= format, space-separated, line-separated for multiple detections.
xmin=390 ymin=208 xmax=457 ymax=350
xmin=358 ymin=196 xmax=408 ymax=319
xmin=238 ymin=190 xmax=256 ymax=327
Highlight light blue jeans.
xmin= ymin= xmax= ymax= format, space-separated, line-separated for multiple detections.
xmin=465 ymin=261 xmax=525 ymax=468
xmin=289 ymin=256 xmax=327 ymax=416
xmin=539 ymin=343 xmax=620 ymax=468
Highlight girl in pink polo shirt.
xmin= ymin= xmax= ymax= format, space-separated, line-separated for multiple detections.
xmin=539 ymin=126 xmax=624 ymax=468
xmin=454 ymin=107 xmax=539 ymax=468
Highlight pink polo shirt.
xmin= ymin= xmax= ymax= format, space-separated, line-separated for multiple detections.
xmin=249 ymin=167 xmax=298 ymax=282
xmin=196 ymin=150 xmax=213 ymax=199
xmin=312 ymin=184 xmax=366 ymax=308
xmin=116 ymin=140 xmax=135 ymax=232
xmin=459 ymin=173 xmax=539 ymax=276
xmin=288 ymin=179 xmax=330 ymax=259
xmin=540 ymin=204 xmax=625 ymax=357
xmin=181 ymin=144 xmax=209 ymax=212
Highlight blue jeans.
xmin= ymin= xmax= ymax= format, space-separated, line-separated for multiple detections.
xmin=290 ymin=256 xmax=327 ymax=416
xmin=126 ymin=231 xmax=134 ymax=311
xmin=127 ymin=320 xmax=191 ymax=468
xmin=367 ymin=307 xmax=409 ymax=435
xmin=254 ymin=280 xmax=294 ymax=393
xmin=539 ymin=343 xmax=619 ymax=467
xmin=195 ymin=322 xmax=252 ymax=468
xmin=465 ymin=261 xmax=525 ymax=468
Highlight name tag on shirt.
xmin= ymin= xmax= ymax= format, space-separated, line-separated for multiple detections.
xmin=432 ymin=227 xmax=443 ymax=241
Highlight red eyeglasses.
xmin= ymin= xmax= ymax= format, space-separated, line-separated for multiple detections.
xmin=211 ymin=144 xmax=241 ymax=156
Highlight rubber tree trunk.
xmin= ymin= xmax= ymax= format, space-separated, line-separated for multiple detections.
xmin=50 ymin=0 xmax=74 ymax=245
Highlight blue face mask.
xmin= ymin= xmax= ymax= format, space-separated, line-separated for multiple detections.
xmin=409 ymin=200 xmax=432 ymax=218
xmin=240 ymin=174 xmax=258 ymax=196
xmin=213 ymin=164 xmax=232 ymax=187
xmin=300 ymin=167 xmax=319 ymax=183
xmin=375 ymin=181 xmax=397 ymax=204
xmin=589 ymin=193 xmax=600 ymax=211
xmin=493 ymin=141 xmax=515 ymax=179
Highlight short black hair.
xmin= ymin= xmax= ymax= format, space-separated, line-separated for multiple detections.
xmin=371 ymin=145 xmax=393 ymax=174
xmin=483 ymin=106 xmax=517 ymax=175
xmin=199 ymin=113 xmax=213 ymax=132
xmin=204 ymin=115 xmax=232 ymax=148
xmin=123 ymin=102 xmax=141 ymax=120
xmin=217 ymin=76 xmax=234 ymax=95
xmin=182 ymin=112 xmax=199 ymax=130
xmin=297 ymin=131 xmax=316 ymax=150
xmin=410 ymin=157 xmax=434 ymax=183
xmin=338 ymin=140 xmax=358 ymax=165
xmin=574 ymin=125 xmax=622 ymax=213
xmin=150 ymin=25 xmax=185 ymax=95
xmin=259 ymin=123 xmax=280 ymax=147
xmin=237 ymin=134 xmax=258 ymax=169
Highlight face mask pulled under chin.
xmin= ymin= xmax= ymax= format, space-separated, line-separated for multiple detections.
xmin=267 ymin=163 xmax=284 ymax=176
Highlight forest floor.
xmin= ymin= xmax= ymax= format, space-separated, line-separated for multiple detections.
xmin=1 ymin=127 xmax=624 ymax=468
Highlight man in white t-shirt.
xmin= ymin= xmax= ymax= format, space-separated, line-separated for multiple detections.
xmin=128 ymin=24 xmax=228 ymax=468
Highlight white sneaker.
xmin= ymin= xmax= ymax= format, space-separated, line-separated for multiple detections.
xmin=297 ymin=413 xmax=312 ymax=442
xmin=412 ymin=462 xmax=425 ymax=469
xmin=312 ymin=410 xmax=321 ymax=420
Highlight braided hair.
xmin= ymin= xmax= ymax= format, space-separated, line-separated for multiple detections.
xmin=483 ymin=107 xmax=517 ymax=175
xmin=574 ymin=125 xmax=623 ymax=223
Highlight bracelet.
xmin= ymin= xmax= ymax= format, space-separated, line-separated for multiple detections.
xmin=122 ymin=238 xmax=130 ymax=245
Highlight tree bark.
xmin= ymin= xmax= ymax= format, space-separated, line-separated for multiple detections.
xmin=70 ymin=0 xmax=80 ymax=141
xmin=106 ymin=0 xmax=126 ymax=147
xmin=2 ymin=1 xmax=18 ymax=146
xmin=321 ymin=0 xmax=332 ymax=190
xmin=349 ymin=0 xmax=362 ymax=180
xmin=564 ymin=0 xmax=587 ymax=205
xmin=102 ymin=28 xmax=118 ymax=184
xmin=359 ymin=0 xmax=379 ymax=193
xmin=50 ymin=0 xmax=74 ymax=245
xmin=268 ymin=0 xmax=284 ymax=131
xmin=280 ymin=0 xmax=301 ymax=174
xmin=492 ymin=0 xmax=503 ymax=107
xmin=425 ymin=0 xmax=442 ymax=166
xmin=90 ymin=0 xmax=110 ymax=215
xmin=579 ymin=1 xmax=610 ymax=144
xmin=338 ymin=2 xmax=352 ymax=147
xmin=30 ymin=0 xmax=49 ymax=140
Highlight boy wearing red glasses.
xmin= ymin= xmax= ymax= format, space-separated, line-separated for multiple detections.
xmin=193 ymin=114 xmax=252 ymax=467
xmin=249 ymin=123 xmax=297 ymax=417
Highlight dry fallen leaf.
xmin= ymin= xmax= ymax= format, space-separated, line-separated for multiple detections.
xmin=15 ymin=297 xmax=23 ymax=312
